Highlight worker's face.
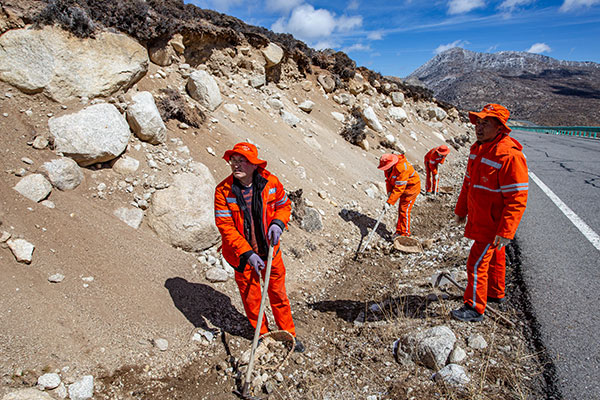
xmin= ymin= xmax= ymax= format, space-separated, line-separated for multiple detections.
xmin=475 ymin=116 xmax=502 ymax=143
xmin=229 ymin=154 xmax=257 ymax=185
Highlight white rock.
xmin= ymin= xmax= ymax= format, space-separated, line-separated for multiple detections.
xmin=223 ymin=103 xmax=239 ymax=114
xmin=112 ymin=156 xmax=140 ymax=175
xmin=7 ymin=238 xmax=34 ymax=264
xmin=388 ymin=107 xmax=408 ymax=123
xmin=48 ymin=273 xmax=65 ymax=283
xmin=448 ymin=346 xmax=467 ymax=363
xmin=48 ymin=103 xmax=131 ymax=167
xmin=126 ymin=91 xmax=167 ymax=144
xmin=32 ymin=136 xmax=49 ymax=149
xmin=113 ymin=207 xmax=144 ymax=229
xmin=390 ymin=92 xmax=405 ymax=107
xmin=187 ymin=70 xmax=223 ymax=111
xmin=468 ymin=334 xmax=488 ymax=349
xmin=38 ymin=373 xmax=61 ymax=389
xmin=361 ymin=106 xmax=383 ymax=132
xmin=68 ymin=375 xmax=94 ymax=400
xmin=13 ymin=174 xmax=52 ymax=202
xmin=280 ymin=110 xmax=300 ymax=127
xmin=206 ymin=267 xmax=228 ymax=282
xmin=0 ymin=231 xmax=11 ymax=242
xmin=261 ymin=43 xmax=284 ymax=67
xmin=41 ymin=200 xmax=55 ymax=209
xmin=298 ymin=100 xmax=315 ymax=113
xmin=331 ymin=112 xmax=345 ymax=122
xmin=153 ymin=338 xmax=169 ymax=351
xmin=433 ymin=364 xmax=470 ymax=386
xmin=39 ymin=158 xmax=83 ymax=191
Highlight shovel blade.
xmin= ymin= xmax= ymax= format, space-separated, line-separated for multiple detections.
xmin=430 ymin=272 xmax=454 ymax=288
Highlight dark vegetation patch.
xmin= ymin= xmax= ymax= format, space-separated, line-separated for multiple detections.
xmin=156 ymin=88 xmax=205 ymax=128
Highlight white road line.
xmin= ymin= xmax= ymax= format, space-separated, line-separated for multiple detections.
xmin=529 ymin=171 xmax=600 ymax=251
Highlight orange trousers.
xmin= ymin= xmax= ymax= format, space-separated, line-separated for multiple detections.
xmin=425 ymin=165 xmax=439 ymax=193
xmin=234 ymin=250 xmax=296 ymax=337
xmin=464 ymin=241 xmax=506 ymax=314
xmin=395 ymin=188 xmax=420 ymax=236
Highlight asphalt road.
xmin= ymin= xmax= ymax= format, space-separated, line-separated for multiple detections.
xmin=511 ymin=130 xmax=600 ymax=399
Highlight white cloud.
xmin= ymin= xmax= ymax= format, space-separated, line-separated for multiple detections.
xmin=342 ymin=43 xmax=371 ymax=53
xmin=367 ymin=31 xmax=384 ymax=40
xmin=559 ymin=0 xmax=600 ymax=12
xmin=448 ymin=0 xmax=485 ymax=14
xmin=271 ymin=4 xmax=363 ymax=43
xmin=435 ymin=40 xmax=468 ymax=54
xmin=498 ymin=0 xmax=535 ymax=11
xmin=347 ymin=0 xmax=360 ymax=10
xmin=265 ymin=0 xmax=304 ymax=14
xmin=526 ymin=42 xmax=551 ymax=53
xmin=337 ymin=15 xmax=363 ymax=31
xmin=193 ymin=0 xmax=244 ymax=12
xmin=313 ymin=40 xmax=338 ymax=50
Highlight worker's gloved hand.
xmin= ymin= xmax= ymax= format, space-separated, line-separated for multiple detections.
xmin=268 ymin=224 xmax=283 ymax=246
xmin=454 ymin=214 xmax=466 ymax=224
xmin=247 ymin=253 xmax=265 ymax=275
xmin=384 ymin=202 xmax=391 ymax=212
xmin=493 ymin=235 xmax=510 ymax=249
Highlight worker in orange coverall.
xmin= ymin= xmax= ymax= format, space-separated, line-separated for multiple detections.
xmin=424 ymin=145 xmax=450 ymax=194
xmin=214 ymin=142 xmax=304 ymax=352
xmin=378 ymin=152 xmax=421 ymax=237
xmin=451 ymin=104 xmax=528 ymax=322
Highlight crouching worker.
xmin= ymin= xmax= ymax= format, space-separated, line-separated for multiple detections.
xmin=424 ymin=145 xmax=450 ymax=194
xmin=378 ymin=152 xmax=421 ymax=238
xmin=452 ymin=104 xmax=528 ymax=322
xmin=214 ymin=142 xmax=304 ymax=352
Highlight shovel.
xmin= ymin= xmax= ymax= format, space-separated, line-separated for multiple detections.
xmin=431 ymin=271 xmax=515 ymax=328
xmin=356 ymin=205 xmax=388 ymax=258
xmin=435 ymin=165 xmax=441 ymax=196
xmin=234 ymin=244 xmax=275 ymax=400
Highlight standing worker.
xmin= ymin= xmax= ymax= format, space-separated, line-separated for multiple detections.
xmin=424 ymin=145 xmax=450 ymax=194
xmin=378 ymin=152 xmax=421 ymax=238
xmin=214 ymin=142 xmax=304 ymax=352
xmin=451 ymin=104 xmax=528 ymax=322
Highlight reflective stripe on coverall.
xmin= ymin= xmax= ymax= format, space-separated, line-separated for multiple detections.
xmin=385 ymin=155 xmax=421 ymax=236
xmin=455 ymin=133 xmax=528 ymax=313
xmin=214 ymin=168 xmax=296 ymax=336
xmin=424 ymin=148 xmax=446 ymax=193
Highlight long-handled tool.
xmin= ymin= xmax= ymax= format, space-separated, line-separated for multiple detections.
xmin=234 ymin=244 xmax=275 ymax=399
xmin=432 ymin=271 xmax=515 ymax=327
xmin=435 ymin=165 xmax=441 ymax=196
xmin=356 ymin=205 xmax=388 ymax=258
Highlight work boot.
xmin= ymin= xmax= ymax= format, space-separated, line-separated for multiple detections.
xmin=487 ymin=296 xmax=507 ymax=304
xmin=294 ymin=338 xmax=305 ymax=353
xmin=450 ymin=305 xmax=484 ymax=322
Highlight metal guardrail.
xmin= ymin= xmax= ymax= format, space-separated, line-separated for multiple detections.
xmin=509 ymin=125 xmax=600 ymax=139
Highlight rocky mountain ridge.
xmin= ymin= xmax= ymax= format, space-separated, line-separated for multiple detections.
xmin=408 ymin=47 xmax=600 ymax=126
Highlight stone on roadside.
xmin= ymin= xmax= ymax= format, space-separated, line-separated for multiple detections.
xmin=32 ymin=136 xmax=49 ymax=150
xmin=261 ymin=43 xmax=284 ymax=67
xmin=390 ymin=92 xmax=405 ymax=107
xmin=433 ymin=364 xmax=470 ymax=387
xmin=298 ymin=100 xmax=315 ymax=113
xmin=48 ymin=273 xmax=65 ymax=283
xmin=37 ymin=373 xmax=61 ymax=389
xmin=13 ymin=174 xmax=52 ymax=202
xmin=448 ymin=346 xmax=467 ymax=363
xmin=301 ymin=207 xmax=323 ymax=232
xmin=112 ymin=156 xmax=140 ymax=175
xmin=206 ymin=267 xmax=228 ymax=283
xmin=7 ymin=238 xmax=35 ymax=264
xmin=153 ymin=338 xmax=168 ymax=351
xmin=126 ymin=91 xmax=167 ymax=144
xmin=361 ymin=106 xmax=383 ymax=132
xmin=280 ymin=110 xmax=300 ymax=127
xmin=468 ymin=334 xmax=488 ymax=349
xmin=113 ymin=207 xmax=144 ymax=229
xmin=68 ymin=375 xmax=94 ymax=400
xmin=187 ymin=70 xmax=223 ymax=111
xmin=394 ymin=325 xmax=456 ymax=370
xmin=39 ymin=158 xmax=83 ymax=191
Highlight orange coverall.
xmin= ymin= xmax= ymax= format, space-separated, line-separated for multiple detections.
xmin=214 ymin=168 xmax=295 ymax=336
xmin=455 ymin=133 xmax=528 ymax=314
xmin=424 ymin=148 xmax=446 ymax=193
xmin=385 ymin=155 xmax=421 ymax=236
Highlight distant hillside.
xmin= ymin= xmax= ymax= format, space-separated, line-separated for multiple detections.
xmin=407 ymin=48 xmax=600 ymax=126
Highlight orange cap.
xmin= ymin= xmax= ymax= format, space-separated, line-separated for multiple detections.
xmin=223 ymin=142 xmax=267 ymax=168
xmin=378 ymin=154 xmax=399 ymax=170
xmin=436 ymin=145 xmax=450 ymax=156
xmin=468 ymin=104 xmax=511 ymax=134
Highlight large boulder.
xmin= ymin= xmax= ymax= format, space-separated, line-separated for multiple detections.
xmin=126 ymin=91 xmax=167 ymax=144
xmin=317 ymin=74 xmax=335 ymax=93
xmin=388 ymin=107 xmax=408 ymax=123
xmin=13 ymin=174 xmax=52 ymax=202
xmin=261 ymin=43 xmax=284 ymax=67
xmin=48 ymin=104 xmax=131 ymax=167
xmin=390 ymin=92 xmax=405 ymax=107
xmin=148 ymin=166 xmax=219 ymax=252
xmin=394 ymin=325 xmax=456 ymax=370
xmin=0 ymin=26 xmax=147 ymax=102
xmin=186 ymin=70 xmax=223 ymax=111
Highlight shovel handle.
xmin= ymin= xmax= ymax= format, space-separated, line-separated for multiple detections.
xmin=242 ymin=244 xmax=275 ymax=395
xmin=358 ymin=206 xmax=388 ymax=255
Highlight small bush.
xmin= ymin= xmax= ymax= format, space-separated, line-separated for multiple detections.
xmin=157 ymin=88 xmax=204 ymax=128
xmin=340 ymin=107 xmax=367 ymax=145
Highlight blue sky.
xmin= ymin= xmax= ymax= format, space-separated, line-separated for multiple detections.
xmin=185 ymin=0 xmax=600 ymax=77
